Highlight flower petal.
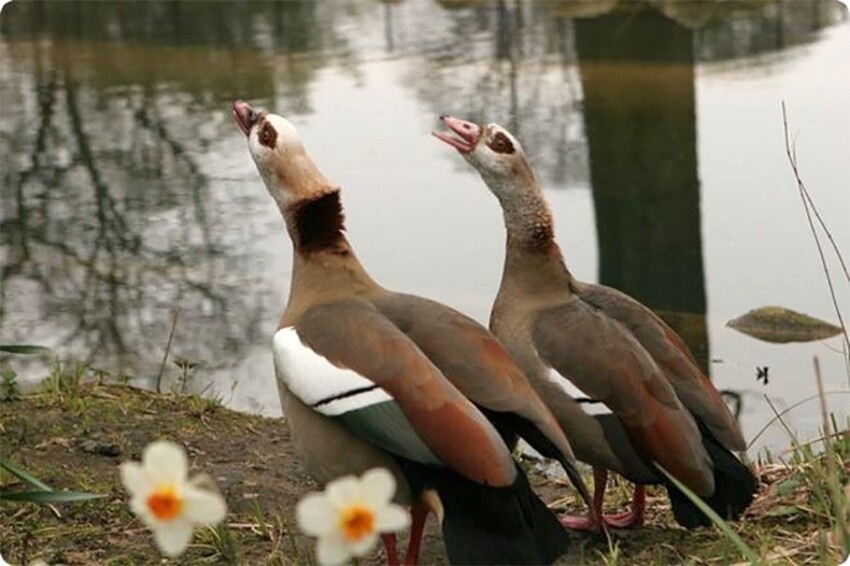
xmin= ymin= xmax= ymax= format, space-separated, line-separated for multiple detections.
xmin=129 ymin=495 xmax=156 ymax=526
xmin=297 ymin=493 xmax=337 ymax=536
xmin=120 ymin=462 xmax=151 ymax=497
xmin=360 ymin=468 xmax=396 ymax=507
xmin=152 ymin=519 xmax=194 ymax=557
xmin=325 ymin=475 xmax=361 ymax=509
xmin=375 ymin=504 xmax=410 ymax=532
xmin=316 ymin=531 xmax=352 ymax=566
xmin=349 ymin=532 xmax=379 ymax=557
xmin=143 ymin=440 xmax=187 ymax=485
xmin=183 ymin=485 xmax=227 ymax=525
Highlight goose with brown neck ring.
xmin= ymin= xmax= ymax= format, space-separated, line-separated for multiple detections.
xmin=233 ymin=100 xmax=587 ymax=565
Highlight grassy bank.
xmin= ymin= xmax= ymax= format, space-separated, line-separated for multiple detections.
xmin=1 ymin=371 xmax=848 ymax=565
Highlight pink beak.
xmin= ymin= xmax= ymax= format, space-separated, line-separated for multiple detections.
xmin=432 ymin=115 xmax=482 ymax=153
xmin=232 ymin=100 xmax=263 ymax=137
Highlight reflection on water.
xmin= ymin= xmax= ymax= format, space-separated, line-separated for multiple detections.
xmin=1 ymin=0 xmax=848 ymax=449
xmin=575 ymin=6 xmax=709 ymax=368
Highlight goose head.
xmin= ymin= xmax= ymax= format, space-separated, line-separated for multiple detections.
xmin=233 ymin=100 xmax=333 ymax=210
xmin=433 ymin=116 xmax=535 ymax=197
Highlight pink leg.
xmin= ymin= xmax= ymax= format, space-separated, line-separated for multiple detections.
xmin=381 ymin=533 xmax=400 ymax=566
xmin=560 ymin=467 xmax=605 ymax=533
xmin=602 ymin=484 xmax=646 ymax=529
xmin=403 ymin=501 xmax=430 ymax=566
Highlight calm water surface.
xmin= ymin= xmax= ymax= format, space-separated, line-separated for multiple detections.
xmin=1 ymin=1 xmax=848 ymax=452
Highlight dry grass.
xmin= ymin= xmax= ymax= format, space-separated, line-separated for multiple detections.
xmin=1 ymin=373 xmax=847 ymax=565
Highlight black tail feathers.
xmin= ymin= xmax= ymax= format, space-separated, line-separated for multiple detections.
xmin=667 ymin=419 xmax=757 ymax=528
xmin=434 ymin=465 xmax=571 ymax=565
xmin=485 ymin=410 xmax=593 ymax=508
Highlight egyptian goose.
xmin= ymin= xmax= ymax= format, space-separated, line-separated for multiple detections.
xmin=232 ymin=101 xmax=588 ymax=564
xmin=433 ymin=116 xmax=757 ymax=531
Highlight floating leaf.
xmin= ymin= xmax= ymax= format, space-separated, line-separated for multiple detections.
xmin=727 ymin=306 xmax=843 ymax=343
xmin=0 ymin=344 xmax=52 ymax=356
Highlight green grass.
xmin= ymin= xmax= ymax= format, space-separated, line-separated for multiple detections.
xmin=1 ymin=362 xmax=847 ymax=565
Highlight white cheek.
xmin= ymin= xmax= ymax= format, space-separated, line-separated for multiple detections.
xmin=276 ymin=129 xmax=300 ymax=148
xmin=468 ymin=146 xmax=495 ymax=169
xmin=245 ymin=135 xmax=286 ymax=206
xmin=247 ymin=130 xmax=265 ymax=158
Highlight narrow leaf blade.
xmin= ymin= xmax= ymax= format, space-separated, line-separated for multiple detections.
xmin=656 ymin=465 xmax=761 ymax=564
xmin=0 ymin=345 xmax=52 ymax=355
xmin=0 ymin=459 xmax=53 ymax=491
xmin=0 ymin=489 xmax=105 ymax=503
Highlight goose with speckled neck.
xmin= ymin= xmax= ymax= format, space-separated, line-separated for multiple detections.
xmin=434 ymin=115 xmax=756 ymax=531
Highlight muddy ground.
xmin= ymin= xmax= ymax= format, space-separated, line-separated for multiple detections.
xmin=0 ymin=382 xmax=841 ymax=565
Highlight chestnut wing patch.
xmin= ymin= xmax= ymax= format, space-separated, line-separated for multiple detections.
xmin=286 ymin=299 xmax=517 ymax=488
xmin=578 ymin=283 xmax=746 ymax=451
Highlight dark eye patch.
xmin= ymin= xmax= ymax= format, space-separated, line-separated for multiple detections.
xmin=259 ymin=121 xmax=277 ymax=149
xmin=486 ymin=131 xmax=515 ymax=154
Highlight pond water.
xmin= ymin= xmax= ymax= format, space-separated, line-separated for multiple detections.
xmin=2 ymin=0 xmax=848 ymax=453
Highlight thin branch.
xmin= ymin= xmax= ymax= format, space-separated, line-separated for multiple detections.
xmin=155 ymin=309 xmax=180 ymax=394
xmin=777 ymin=429 xmax=850 ymax=457
xmin=746 ymin=389 xmax=850 ymax=450
xmin=781 ymin=102 xmax=850 ymax=360
xmin=801 ymin=187 xmax=850 ymax=282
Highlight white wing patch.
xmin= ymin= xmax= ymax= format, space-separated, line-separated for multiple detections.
xmin=274 ymin=327 xmax=393 ymax=417
xmin=545 ymin=367 xmax=613 ymax=417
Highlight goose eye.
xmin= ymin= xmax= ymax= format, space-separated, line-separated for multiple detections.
xmin=487 ymin=132 xmax=515 ymax=155
xmin=259 ymin=123 xmax=277 ymax=148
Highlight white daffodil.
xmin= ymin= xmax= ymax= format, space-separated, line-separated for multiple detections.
xmin=120 ymin=440 xmax=227 ymax=557
xmin=297 ymin=468 xmax=410 ymax=565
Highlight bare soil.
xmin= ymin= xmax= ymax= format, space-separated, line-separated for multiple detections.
xmin=0 ymin=382 xmax=840 ymax=565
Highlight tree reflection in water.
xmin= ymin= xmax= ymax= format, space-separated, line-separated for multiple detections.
xmin=0 ymin=0 xmax=845 ymax=410
xmin=0 ymin=1 xmax=347 ymax=394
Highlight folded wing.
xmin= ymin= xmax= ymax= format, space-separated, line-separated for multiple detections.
xmin=577 ymin=283 xmax=746 ymax=451
xmin=275 ymin=298 xmax=517 ymax=488
xmin=532 ymin=298 xmax=714 ymax=495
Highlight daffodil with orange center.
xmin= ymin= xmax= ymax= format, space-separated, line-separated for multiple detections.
xmin=297 ymin=468 xmax=410 ymax=565
xmin=120 ymin=440 xmax=227 ymax=557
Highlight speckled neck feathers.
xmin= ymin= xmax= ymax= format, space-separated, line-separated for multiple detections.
xmin=485 ymin=172 xmax=557 ymax=254
xmin=480 ymin=164 xmax=575 ymax=299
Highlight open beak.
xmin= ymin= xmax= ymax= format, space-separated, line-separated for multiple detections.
xmin=432 ymin=116 xmax=481 ymax=154
xmin=232 ymin=100 xmax=263 ymax=137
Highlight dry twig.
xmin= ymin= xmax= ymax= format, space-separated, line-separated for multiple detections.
xmin=155 ymin=308 xmax=180 ymax=393
xmin=781 ymin=103 xmax=850 ymax=364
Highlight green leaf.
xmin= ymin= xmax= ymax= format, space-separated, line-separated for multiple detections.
xmin=0 ymin=344 xmax=52 ymax=355
xmin=765 ymin=505 xmax=800 ymax=517
xmin=0 ymin=489 xmax=105 ymax=503
xmin=0 ymin=459 xmax=52 ymax=491
xmin=775 ymin=478 xmax=801 ymax=496
xmin=656 ymin=465 xmax=761 ymax=564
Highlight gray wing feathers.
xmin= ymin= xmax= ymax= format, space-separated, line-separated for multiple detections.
xmin=335 ymin=401 xmax=444 ymax=466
